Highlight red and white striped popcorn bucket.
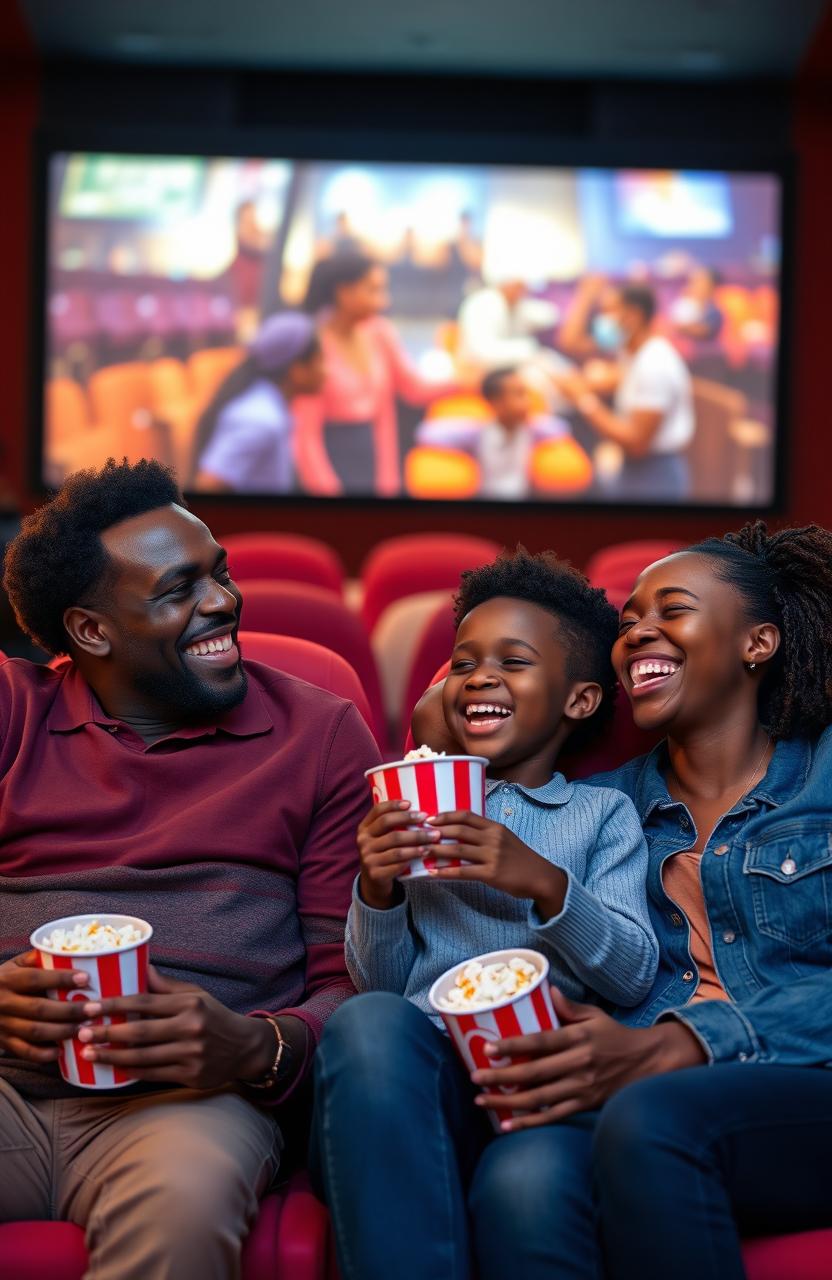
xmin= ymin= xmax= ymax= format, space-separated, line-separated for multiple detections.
xmin=429 ymin=948 xmax=558 ymax=1131
xmin=31 ymin=914 xmax=152 ymax=1090
xmin=365 ymin=755 xmax=488 ymax=878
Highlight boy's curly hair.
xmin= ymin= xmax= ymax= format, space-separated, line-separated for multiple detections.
xmin=453 ymin=547 xmax=619 ymax=747
xmin=3 ymin=458 xmax=182 ymax=655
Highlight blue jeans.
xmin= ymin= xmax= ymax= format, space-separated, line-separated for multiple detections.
xmin=312 ymin=994 xmax=832 ymax=1280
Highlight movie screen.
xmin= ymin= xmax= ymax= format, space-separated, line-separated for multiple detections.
xmin=41 ymin=153 xmax=782 ymax=506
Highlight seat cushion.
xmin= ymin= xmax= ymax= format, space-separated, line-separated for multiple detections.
xmin=0 ymin=1174 xmax=332 ymax=1280
xmin=743 ymin=1229 xmax=832 ymax=1280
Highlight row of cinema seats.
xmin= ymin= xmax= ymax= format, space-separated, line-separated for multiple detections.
xmin=3 ymin=623 xmax=830 ymax=1279
xmin=46 ymin=347 xmax=244 ymax=486
xmin=211 ymin=532 xmax=682 ymax=754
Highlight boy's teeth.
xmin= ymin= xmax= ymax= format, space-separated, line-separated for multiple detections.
xmin=465 ymin=703 xmax=511 ymax=718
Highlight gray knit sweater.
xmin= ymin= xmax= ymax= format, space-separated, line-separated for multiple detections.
xmin=346 ymin=773 xmax=658 ymax=1024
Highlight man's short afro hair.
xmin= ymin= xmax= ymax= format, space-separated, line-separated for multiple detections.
xmin=453 ymin=547 xmax=619 ymax=747
xmin=3 ymin=457 xmax=183 ymax=655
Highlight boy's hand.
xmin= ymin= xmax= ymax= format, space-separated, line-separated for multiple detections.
xmin=357 ymin=800 xmax=442 ymax=911
xmin=425 ymin=811 xmax=567 ymax=917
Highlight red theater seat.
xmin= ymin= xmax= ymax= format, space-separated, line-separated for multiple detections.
xmin=743 ymin=1231 xmax=832 ymax=1280
xmin=224 ymin=533 xmax=345 ymax=597
xmin=360 ymin=533 xmax=501 ymax=635
xmin=0 ymin=1170 xmax=334 ymax=1280
xmin=584 ymin=540 xmax=684 ymax=611
xmin=239 ymin=580 xmax=388 ymax=751
xmin=401 ymin=598 xmax=456 ymax=736
xmin=238 ymin=630 xmax=375 ymax=740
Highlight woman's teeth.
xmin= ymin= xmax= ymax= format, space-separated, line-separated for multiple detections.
xmin=184 ymin=633 xmax=233 ymax=658
xmin=630 ymin=660 xmax=680 ymax=689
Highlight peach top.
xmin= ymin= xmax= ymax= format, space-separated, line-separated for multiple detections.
xmin=662 ymin=851 xmax=729 ymax=1002
xmin=293 ymin=316 xmax=452 ymax=496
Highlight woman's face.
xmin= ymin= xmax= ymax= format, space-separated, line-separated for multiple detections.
xmin=612 ymin=552 xmax=767 ymax=735
xmin=335 ymin=266 xmax=390 ymax=321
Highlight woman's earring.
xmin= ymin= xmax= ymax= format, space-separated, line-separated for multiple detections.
xmin=747 ymin=661 xmax=757 ymax=672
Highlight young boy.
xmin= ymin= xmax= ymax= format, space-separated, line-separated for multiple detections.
xmin=415 ymin=366 xmax=570 ymax=499
xmin=312 ymin=550 xmax=657 ymax=1280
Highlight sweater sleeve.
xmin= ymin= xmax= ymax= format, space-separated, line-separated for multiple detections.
xmin=263 ymin=703 xmax=380 ymax=1076
xmin=530 ymin=788 xmax=658 ymax=1006
xmin=345 ymin=878 xmax=420 ymax=995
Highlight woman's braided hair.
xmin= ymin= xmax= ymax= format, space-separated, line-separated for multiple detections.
xmin=688 ymin=520 xmax=832 ymax=739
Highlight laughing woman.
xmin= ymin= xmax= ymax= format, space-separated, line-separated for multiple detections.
xmin=467 ymin=520 xmax=832 ymax=1280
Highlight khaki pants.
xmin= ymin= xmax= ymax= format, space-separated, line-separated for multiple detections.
xmin=0 ymin=1078 xmax=282 ymax=1280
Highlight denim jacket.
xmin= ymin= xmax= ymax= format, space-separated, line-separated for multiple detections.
xmin=589 ymin=727 xmax=832 ymax=1068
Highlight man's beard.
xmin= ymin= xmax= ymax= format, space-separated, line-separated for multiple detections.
xmin=132 ymin=658 xmax=248 ymax=721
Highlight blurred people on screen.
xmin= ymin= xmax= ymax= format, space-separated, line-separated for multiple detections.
xmin=191 ymin=312 xmax=324 ymax=493
xmin=295 ymin=252 xmax=454 ymax=496
xmin=415 ymin=367 xmax=569 ymax=500
xmin=457 ymin=274 xmax=573 ymax=408
xmin=229 ymin=200 xmax=272 ymax=311
xmin=669 ymin=266 xmax=725 ymax=342
xmin=555 ymin=284 xmax=694 ymax=500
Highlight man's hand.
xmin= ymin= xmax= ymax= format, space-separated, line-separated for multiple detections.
xmin=357 ymin=799 xmax=442 ymax=910
xmin=471 ymin=987 xmax=706 ymax=1132
xmin=425 ymin=810 xmax=568 ymax=918
xmin=550 ymin=369 xmax=592 ymax=405
xmin=0 ymin=951 xmax=90 ymax=1063
xmin=76 ymin=965 xmax=283 ymax=1089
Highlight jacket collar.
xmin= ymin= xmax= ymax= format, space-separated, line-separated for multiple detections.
xmin=46 ymin=663 xmax=273 ymax=741
xmin=634 ymin=735 xmax=813 ymax=822
xmin=486 ymin=771 xmax=574 ymax=807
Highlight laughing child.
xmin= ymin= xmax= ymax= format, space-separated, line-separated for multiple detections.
xmin=312 ymin=550 xmax=658 ymax=1280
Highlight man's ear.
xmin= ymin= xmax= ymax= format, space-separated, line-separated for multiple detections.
xmin=743 ymin=621 xmax=780 ymax=670
xmin=63 ymin=606 xmax=113 ymax=659
xmin=563 ymin=681 xmax=603 ymax=723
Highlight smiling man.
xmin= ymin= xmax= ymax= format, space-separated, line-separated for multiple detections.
xmin=0 ymin=459 xmax=379 ymax=1280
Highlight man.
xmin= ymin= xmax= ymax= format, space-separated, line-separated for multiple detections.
xmin=555 ymin=283 xmax=695 ymax=500
xmin=0 ymin=459 xmax=378 ymax=1279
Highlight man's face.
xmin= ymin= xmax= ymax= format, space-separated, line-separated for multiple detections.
xmin=92 ymin=505 xmax=246 ymax=719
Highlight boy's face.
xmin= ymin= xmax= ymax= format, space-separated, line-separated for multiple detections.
xmin=442 ymin=596 xmax=601 ymax=779
xmin=491 ymin=373 xmax=532 ymax=429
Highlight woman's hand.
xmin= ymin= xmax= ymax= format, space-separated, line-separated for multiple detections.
xmin=425 ymin=810 xmax=567 ymax=918
xmin=471 ymin=987 xmax=706 ymax=1132
xmin=357 ymin=800 xmax=441 ymax=910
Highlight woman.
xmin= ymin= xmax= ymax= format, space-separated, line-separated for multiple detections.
xmin=296 ymin=252 xmax=453 ymax=497
xmin=191 ymin=311 xmax=324 ymax=493
xmin=462 ymin=520 xmax=832 ymax=1279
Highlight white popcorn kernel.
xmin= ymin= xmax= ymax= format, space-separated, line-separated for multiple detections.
xmin=403 ymin=744 xmax=447 ymax=762
xmin=40 ymin=919 xmax=145 ymax=954
xmin=439 ymin=954 xmax=539 ymax=1011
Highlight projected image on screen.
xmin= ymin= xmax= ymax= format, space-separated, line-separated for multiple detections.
xmin=42 ymin=153 xmax=781 ymax=506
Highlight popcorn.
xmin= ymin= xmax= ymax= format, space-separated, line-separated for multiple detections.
xmin=438 ymin=955 xmax=538 ymax=1011
xmin=40 ymin=918 xmax=146 ymax=954
xmin=403 ymin=744 xmax=446 ymax=761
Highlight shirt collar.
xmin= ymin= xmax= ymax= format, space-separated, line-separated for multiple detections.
xmin=485 ymin=772 xmax=574 ymax=807
xmin=47 ymin=663 xmax=273 ymax=741
xmin=634 ymin=735 xmax=812 ymax=822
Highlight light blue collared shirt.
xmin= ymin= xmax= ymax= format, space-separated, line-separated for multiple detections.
xmin=346 ymin=773 xmax=657 ymax=1026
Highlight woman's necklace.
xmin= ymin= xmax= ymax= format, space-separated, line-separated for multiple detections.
xmin=667 ymin=734 xmax=772 ymax=851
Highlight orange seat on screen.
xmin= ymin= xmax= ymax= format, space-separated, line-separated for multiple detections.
xmin=404 ymin=447 xmax=481 ymax=499
xmin=530 ymin=437 xmax=593 ymax=493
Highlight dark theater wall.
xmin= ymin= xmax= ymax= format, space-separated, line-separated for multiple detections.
xmin=2 ymin=22 xmax=831 ymax=571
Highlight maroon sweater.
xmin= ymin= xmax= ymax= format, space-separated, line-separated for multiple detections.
xmin=0 ymin=658 xmax=380 ymax=1098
